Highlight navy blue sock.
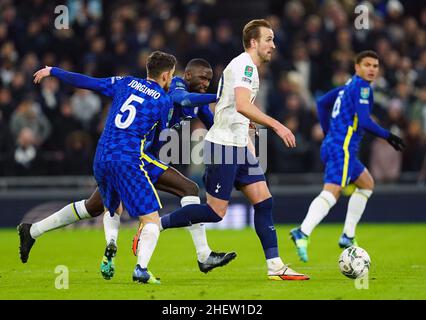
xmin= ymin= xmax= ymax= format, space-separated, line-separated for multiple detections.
xmin=253 ymin=197 xmax=279 ymax=259
xmin=161 ymin=204 xmax=222 ymax=230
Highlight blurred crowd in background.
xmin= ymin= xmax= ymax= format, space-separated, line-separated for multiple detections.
xmin=1 ymin=0 xmax=426 ymax=184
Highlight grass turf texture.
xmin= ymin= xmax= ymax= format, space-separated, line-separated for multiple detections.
xmin=1 ymin=224 xmax=425 ymax=300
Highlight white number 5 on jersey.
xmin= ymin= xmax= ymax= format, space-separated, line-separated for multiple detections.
xmin=331 ymin=90 xmax=344 ymax=118
xmin=115 ymin=94 xmax=144 ymax=129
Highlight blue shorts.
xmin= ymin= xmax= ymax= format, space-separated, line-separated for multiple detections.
xmin=93 ymin=154 xmax=168 ymax=218
xmin=203 ymin=141 xmax=265 ymax=201
xmin=321 ymin=142 xmax=365 ymax=187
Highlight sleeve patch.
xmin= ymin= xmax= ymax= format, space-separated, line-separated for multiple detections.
xmin=360 ymin=87 xmax=370 ymax=99
xmin=241 ymin=77 xmax=252 ymax=84
xmin=111 ymin=76 xmax=123 ymax=84
xmin=244 ymin=65 xmax=253 ymax=77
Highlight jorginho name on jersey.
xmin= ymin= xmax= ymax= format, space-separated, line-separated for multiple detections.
xmin=205 ymin=52 xmax=259 ymax=147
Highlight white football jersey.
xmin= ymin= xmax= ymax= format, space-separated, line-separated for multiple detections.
xmin=205 ymin=52 xmax=259 ymax=147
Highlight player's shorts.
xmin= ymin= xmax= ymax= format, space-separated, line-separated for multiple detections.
xmin=320 ymin=142 xmax=365 ymax=187
xmin=93 ymin=154 xmax=168 ymax=218
xmin=202 ymin=141 xmax=265 ymax=201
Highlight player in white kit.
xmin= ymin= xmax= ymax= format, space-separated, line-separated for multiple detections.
xmin=160 ymin=19 xmax=309 ymax=280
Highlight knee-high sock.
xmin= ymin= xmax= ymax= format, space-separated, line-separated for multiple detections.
xmin=30 ymin=200 xmax=91 ymax=239
xmin=300 ymin=190 xmax=337 ymax=236
xmin=137 ymin=223 xmax=160 ymax=269
xmin=103 ymin=212 xmax=120 ymax=244
xmin=182 ymin=196 xmax=212 ymax=263
xmin=160 ymin=204 xmax=222 ymax=230
xmin=343 ymin=188 xmax=372 ymax=238
xmin=253 ymin=198 xmax=279 ymax=260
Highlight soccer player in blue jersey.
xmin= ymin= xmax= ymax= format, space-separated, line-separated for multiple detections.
xmin=18 ymin=58 xmax=236 ymax=282
xmin=19 ymin=51 xmax=177 ymax=284
xmin=290 ymin=50 xmax=405 ymax=262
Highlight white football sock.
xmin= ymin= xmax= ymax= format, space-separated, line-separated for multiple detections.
xmin=300 ymin=190 xmax=337 ymax=236
xmin=182 ymin=196 xmax=212 ymax=262
xmin=137 ymin=223 xmax=160 ymax=269
xmin=343 ymin=189 xmax=372 ymax=238
xmin=30 ymin=200 xmax=91 ymax=239
xmin=103 ymin=212 xmax=120 ymax=244
xmin=266 ymin=257 xmax=285 ymax=274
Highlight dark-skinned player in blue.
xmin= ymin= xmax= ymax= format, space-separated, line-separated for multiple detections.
xmin=18 ymin=57 xmax=236 ymax=283
xmin=290 ymin=50 xmax=405 ymax=262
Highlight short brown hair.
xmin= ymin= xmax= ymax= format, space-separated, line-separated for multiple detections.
xmin=146 ymin=51 xmax=177 ymax=78
xmin=242 ymin=19 xmax=272 ymax=50
xmin=355 ymin=50 xmax=379 ymax=65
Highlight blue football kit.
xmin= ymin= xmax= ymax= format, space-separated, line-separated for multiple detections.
xmin=316 ymin=74 xmax=390 ymax=186
xmin=51 ymin=68 xmax=215 ymax=216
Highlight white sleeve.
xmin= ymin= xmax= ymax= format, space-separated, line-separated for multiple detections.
xmin=232 ymin=60 xmax=254 ymax=90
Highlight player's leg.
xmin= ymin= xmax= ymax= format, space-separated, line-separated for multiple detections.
xmin=240 ymin=181 xmax=309 ymax=280
xmin=100 ymin=203 xmax=123 ymax=280
xmin=158 ymin=142 xmax=233 ymax=230
xmin=112 ymin=161 xmax=162 ymax=284
xmin=103 ymin=205 xmax=122 ymax=246
xmin=290 ymin=144 xmax=341 ymax=262
xmin=340 ymin=164 xmax=374 ymax=248
xmin=132 ymin=211 xmax=162 ymax=284
xmin=17 ymin=187 xmax=104 ymax=263
xmin=237 ymin=146 xmax=309 ymax=280
xmin=153 ymin=166 xmax=236 ymax=273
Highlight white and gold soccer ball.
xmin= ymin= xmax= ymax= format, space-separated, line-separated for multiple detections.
xmin=338 ymin=246 xmax=371 ymax=279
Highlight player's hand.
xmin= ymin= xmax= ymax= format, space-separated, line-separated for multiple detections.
xmin=249 ymin=121 xmax=259 ymax=136
xmin=275 ymin=124 xmax=296 ymax=148
xmin=33 ymin=66 xmax=52 ymax=84
xmin=386 ymin=133 xmax=405 ymax=151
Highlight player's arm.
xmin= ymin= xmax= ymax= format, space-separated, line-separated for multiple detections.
xmin=355 ymin=88 xmax=405 ymax=151
xmin=33 ymin=66 xmax=120 ymax=97
xmin=235 ymin=87 xmax=295 ymax=148
xmin=170 ymin=89 xmax=217 ymax=108
xmin=316 ymin=86 xmax=343 ymax=134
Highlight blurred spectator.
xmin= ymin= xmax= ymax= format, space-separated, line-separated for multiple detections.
xmin=9 ymin=98 xmax=51 ymax=146
xmin=39 ymin=77 xmax=61 ymax=120
xmin=70 ymin=89 xmax=101 ymax=129
xmin=48 ymin=99 xmax=83 ymax=151
xmin=13 ymin=127 xmax=42 ymax=175
xmin=63 ymin=131 xmax=93 ymax=175
xmin=369 ymin=138 xmax=402 ymax=183
xmin=0 ymin=0 xmax=424 ymax=181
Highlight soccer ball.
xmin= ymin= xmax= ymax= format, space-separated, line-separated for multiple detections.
xmin=338 ymin=246 xmax=371 ymax=279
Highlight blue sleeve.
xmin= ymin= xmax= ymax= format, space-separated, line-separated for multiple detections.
xmin=170 ymin=89 xmax=217 ymax=108
xmin=316 ymin=86 xmax=342 ymax=133
xmin=51 ymin=67 xmax=123 ymax=97
xmin=196 ymin=104 xmax=214 ymax=129
xmin=354 ymin=87 xmax=389 ymax=139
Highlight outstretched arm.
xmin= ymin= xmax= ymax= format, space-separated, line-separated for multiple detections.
xmin=33 ymin=66 xmax=121 ymax=97
xmin=235 ymin=87 xmax=296 ymax=148
xmin=355 ymin=90 xmax=405 ymax=151
xmin=170 ymin=89 xmax=217 ymax=108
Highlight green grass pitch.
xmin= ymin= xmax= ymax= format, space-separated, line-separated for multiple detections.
xmin=1 ymin=224 xmax=425 ymax=300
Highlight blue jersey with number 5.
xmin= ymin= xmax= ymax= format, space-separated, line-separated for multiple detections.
xmin=49 ymin=68 xmax=173 ymax=163
xmin=95 ymin=76 xmax=172 ymax=163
